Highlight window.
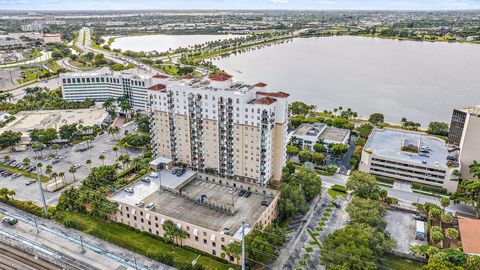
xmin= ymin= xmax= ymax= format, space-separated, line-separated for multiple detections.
xmin=195 ymin=236 xmax=199 ymax=241
xmin=204 ymin=239 xmax=208 ymax=244
xmin=212 ymin=242 xmax=216 ymax=247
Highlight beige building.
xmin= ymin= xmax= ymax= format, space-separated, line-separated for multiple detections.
xmin=109 ymin=161 xmax=279 ymax=263
xmin=447 ymin=106 xmax=480 ymax=179
xmin=360 ymin=128 xmax=459 ymax=192
xmin=147 ymin=74 xmax=289 ymax=187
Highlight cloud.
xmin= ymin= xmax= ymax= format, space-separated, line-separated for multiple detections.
xmin=269 ymin=0 xmax=289 ymax=3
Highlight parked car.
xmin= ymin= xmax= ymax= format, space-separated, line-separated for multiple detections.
xmin=10 ymin=174 xmax=20 ymax=179
xmin=261 ymin=200 xmax=270 ymax=206
xmin=176 ymin=169 xmax=186 ymax=177
xmin=25 ymin=180 xmax=36 ymax=185
xmin=149 ymin=172 xmax=159 ymax=178
xmin=171 ymin=168 xmax=178 ymax=174
xmin=73 ymin=164 xmax=82 ymax=169
xmin=332 ymin=201 xmax=340 ymax=209
xmin=52 ymin=159 xmax=61 ymax=164
xmin=239 ymin=190 xmax=246 ymax=197
xmin=141 ymin=177 xmax=151 ymax=183
xmin=244 ymin=191 xmax=251 ymax=198
xmin=228 ymin=187 xmax=236 ymax=194
xmin=135 ymin=201 xmax=144 ymax=207
xmin=124 ymin=187 xmax=134 ymax=193
xmin=2 ymin=217 xmax=18 ymax=225
xmin=414 ymin=215 xmax=427 ymax=222
xmin=145 ymin=203 xmax=155 ymax=210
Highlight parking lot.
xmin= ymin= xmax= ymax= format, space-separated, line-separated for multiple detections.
xmin=0 ymin=123 xmax=143 ymax=205
xmin=385 ymin=210 xmax=426 ymax=254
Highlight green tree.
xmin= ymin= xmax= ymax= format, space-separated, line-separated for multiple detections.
xmin=331 ymin=143 xmax=349 ymax=156
xmin=99 ymin=154 xmax=105 ymax=165
xmin=427 ymin=122 xmax=449 ymax=136
xmin=286 ymin=145 xmax=300 ymax=158
xmin=0 ymin=131 xmax=21 ymax=149
xmin=86 ymin=159 xmax=92 ymax=169
xmin=278 ymin=184 xmax=307 ymax=221
xmin=346 ymin=197 xmax=386 ymax=232
xmin=223 ymin=242 xmax=241 ymax=262
xmin=356 ymin=123 xmax=374 ymax=139
xmin=464 ymin=255 xmax=480 ymax=270
xmin=440 ymin=197 xmax=451 ymax=211
xmin=423 ymin=261 xmax=463 ymax=270
xmin=298 ymin=150 xmax=312 ymax=163
xmin=22 ymin=157 xmax=30 ymax=167
xmin=312 ymin=152 xmax=325 ymax=165
xmin=290 ymin=101 xmax=313 ymax=115
xmin=445 ymin=228 xmax=459 ymax=241
xmin=451 ymin=179 xmax=480 ymax=218
xmin=313 ymin=143 xmax=326 ymax=153
xmin=69 ymin=166 xmax=77 ymax=182
xmin=346 ymin=171 xmax=383 ymax=200
xmin=59 ymin=124 xmax=80 ymax=141
xmin=470 ymin=161 xmax=480 ymax=179
xmin=320 ymin=224 xmax=394 ymax=270
xmin=368 ymin=113 xmax=384 ymax=124
xmin=430 ymin=226 xmax=444 ymax=244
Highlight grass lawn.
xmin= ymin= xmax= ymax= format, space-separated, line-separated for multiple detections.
xmin=60 ymin=212 xmax=236 ymax=270
xmin=323 ymin=212 xmax=330 ymax=217
xmin=380 ymin=254 xmax=424 ymax=270
xmin=327 ymin=187 xmax=347 ymax=200
xmin=307 ymin=229 xmax=321 ymax=248
xmin=305 ymin=247 xmax=314 ymax=253
xmin=321 ymin=217 xmax=328 ymax=222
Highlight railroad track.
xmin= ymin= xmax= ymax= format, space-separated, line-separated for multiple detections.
xmin=0 ymin=242 xmax=60 ymax=270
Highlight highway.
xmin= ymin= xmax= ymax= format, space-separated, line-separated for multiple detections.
xmin=0 ymin=203 xmax=174 ymax=270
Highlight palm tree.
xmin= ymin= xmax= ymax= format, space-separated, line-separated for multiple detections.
xmin=52 ymin=144 xmax=60 ymax=156
xmin=86 ymin=159 xmax=92 ymax=169
xmin=69 ymin=166 xmax=77 ymax=183
xmin=23 ymin=158 xmax=30 ymax=167
xmin=102 ymin=97 xmax=115 ymax=114
xmin=99 ymin=154 xmax=105 ymax=165
xmin=45 ymin=165 xmax=53 ymax=178
xmin=440 ymin=197 xmax=450 ymax=212
xmin=51 ymin=172 xmax=58 ymax=189
xmin=445 ymin=228 xmax=459 ymax=242
xmin=59 ymin=172 xmax=65 ymax=184
xmin=36 ymin=162 xmax=43 ymax=175
xmin=112 ymin=146 xmax=119 ymax=158
xmin=121 ymin=154 xmax=131 ymax=169
xmin=4 ymin=155 xmax=10 ymax=161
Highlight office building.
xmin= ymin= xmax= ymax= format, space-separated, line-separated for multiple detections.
xmin=447 ymin=106 xmax=480 ymax=179
xmin=147 ymin=73 xmax=289 ymax=187
xmin=359 ymin=128 xmax=459 ymax=192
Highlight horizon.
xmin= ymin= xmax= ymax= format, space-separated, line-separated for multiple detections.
xmin=2 ymin=0 xmax=480 ymax=11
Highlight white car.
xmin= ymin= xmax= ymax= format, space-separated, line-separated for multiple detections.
xmin=148 ymin=172 xmax=159 ymax=178
xmin=135 ymin=201 xmax=144 ymax=207
xmin=228 ymin=187 xmax=236 ymax=194
xmin=145 ymin=203 xmax=155 ymax=210
xmin=124 ymin=188 xmax=134 ymax=193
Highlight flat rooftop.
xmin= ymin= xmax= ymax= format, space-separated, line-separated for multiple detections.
xmin=110 ymin=170 xmax=276 ymax=237
xmin=320 ymin=126 xmax=350 ymax=143
xmin=293 ymin=123 xmax=326 ymax=137
xmin=365 ymin=128 xmax=449 ymax=169
xmin=0 ymin=108 xmax=109 ymax=135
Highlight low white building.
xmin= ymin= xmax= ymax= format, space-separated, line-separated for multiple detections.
xmin=291 ymin=123 xmax=350 ymax=150
xmin=359 ymin=128 xmax=459 ymax=192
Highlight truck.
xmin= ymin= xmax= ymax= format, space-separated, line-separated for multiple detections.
xmin=415 ymin=220 xmax=426 ymax=241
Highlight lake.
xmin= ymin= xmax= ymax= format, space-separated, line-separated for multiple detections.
xmin=212 ymin=36 xmax=480 ymax=125
xmin=109 ymin=34 xmax=241 ymax=53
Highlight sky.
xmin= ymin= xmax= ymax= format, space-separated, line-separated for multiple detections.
xmin=1 ymin=0 xmax=480 ymax=10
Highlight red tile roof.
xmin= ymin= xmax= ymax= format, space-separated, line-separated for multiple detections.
xmin=148 ymin=84 xmax=166 ymax=91
xmin=459 ymin=218 xmax=480 ymax=254
xmin=256 ymin=97 xmax=277 ymax=105
xmin=254 ymin=82 xmax=267 ymax=87
xmin=209 ymin=73 xmax=232 ymax=81
xmin=153 ymin=74 xmax=169 ymax=79
xmin=257 ymin=91 xmax=290 ymax=98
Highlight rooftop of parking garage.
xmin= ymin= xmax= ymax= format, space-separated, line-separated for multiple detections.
xmin=364 ymin=128 xmax=449 ymax=169
xmin=110 ymin=171 xmax=277 ymax=238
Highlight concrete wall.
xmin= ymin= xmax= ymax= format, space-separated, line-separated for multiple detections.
xmin=459 ymin=114 xmax=480 ymax=179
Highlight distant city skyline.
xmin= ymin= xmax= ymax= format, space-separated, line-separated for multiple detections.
xmin=2 ymin=0 xmax=480 ymax=11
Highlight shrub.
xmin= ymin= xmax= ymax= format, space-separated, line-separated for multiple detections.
xmin=375 ymin=175 xmax=395 ymax=185
xmin=411 ymin=182 xmax=448 ymax=195
xmin=331 ymin=184 xmax=347 ymax=193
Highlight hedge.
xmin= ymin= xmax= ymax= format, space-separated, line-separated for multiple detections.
xmin=375 ymin=175 xmax=395 ymax=185
xmin=411 ymin=182 xmax=448 ymax=195
xmin=331 ymin=184 xmax=347 ymax=193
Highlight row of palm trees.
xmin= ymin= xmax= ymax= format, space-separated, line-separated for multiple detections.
xmin=102 ymin=96 xmax=133 ymax=118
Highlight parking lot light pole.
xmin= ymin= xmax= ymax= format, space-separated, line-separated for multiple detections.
xmin=36 ymin=167 xmax=48 ymax=215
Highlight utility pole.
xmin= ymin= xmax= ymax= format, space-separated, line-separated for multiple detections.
xmin=34 ymin=218 xmax=39 ymax=233
xmin=36 ymin=167 xmax=48 ymax=215
xmin=241 ymin=221 xmax=245 ymax=270
xmin=80 ymin=235 xmax=85 ymax=253
xmin=134 ymin=256 xmax=138 ymax=270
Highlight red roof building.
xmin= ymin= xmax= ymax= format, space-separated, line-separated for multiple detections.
xmin=459 ymin=218 xmax=480 ymax=255
xmin=148 ymin=84 xmax=167 ymax=91
xmin=255 ymin=97 xmax=277 ymax=105
xmin=209 ymin=73 xmax=232 ymax=81
xmin=254 ymin=82 xmax=267 ymax=87
xmin=257 ymin=91 xmax=290 ymax=98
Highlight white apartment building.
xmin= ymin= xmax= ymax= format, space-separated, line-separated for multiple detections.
xmin=60 ymin=68 xmax=168 ymax=112
xmin=147 ymin=73 xmax=290 ymax=186
xmin=360 ymin=128 xmax=459 ymax=192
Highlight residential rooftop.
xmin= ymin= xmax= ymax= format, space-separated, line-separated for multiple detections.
xmin=293 ymin=123 xmax=326 ymax=137
xmin=364 ymin=128 xmax=449 ymax=169
xmin=320 ymin=126 xmax=350 ymax=143
xmin=110 ymin=168 xmax=277 ymax=238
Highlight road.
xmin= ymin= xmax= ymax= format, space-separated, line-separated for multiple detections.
xmin=321 ymin=173 xmax=476 ymax=217
xmin=0 ymin=51 xmax=52 ymax=68
xmin=0 ymin=202 xmax=173 ymax=270
xmin=7 ymin=77 xmax=61 ymax=102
